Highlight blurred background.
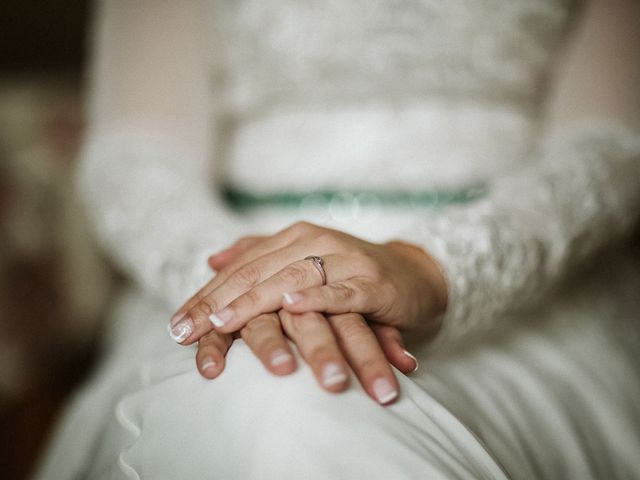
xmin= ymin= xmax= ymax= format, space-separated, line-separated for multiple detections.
xmin=0 ymin=2 xmax=117 ymax=478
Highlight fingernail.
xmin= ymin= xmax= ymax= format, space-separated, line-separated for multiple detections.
xmin=321 ymin=362 xmax=348 ymax=387
xmin=270 ymin=349 xmax=293 ymax=367
xmin=373 ymin=378 xmax=398 ymax=404
xmin=167 ymin=317 xmax=194 ymax=343
xmin=209 ymin=307 xmax=233 ymax=327
xmin=283 ymin=292 xmax=303 ymax=305
xmin=201 ymin=357 xmax=217 ymax=370
xmin=170 ymin=312 xmax=185 ymax=327
xmin=403 ymin=350 xmax=419 ymax=373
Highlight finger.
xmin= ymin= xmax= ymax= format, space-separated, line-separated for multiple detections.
xmin=172 ymin=235 xmax=282 ymax=327
xmin=169 ymin=246 xmax=295 ymax=343
xmin=370 ymin=324 xmax=418 ymax=374
xmin=207 ymin=254 xmax=352 ymax=334
xmin=279 ymin=310 xmax=349 ymax=393
xmin=171 ymin=243 xmax=318 ymax=343
xmin=177 ymin=238 xmax=264 ymax=319
xmin=281 ymin=279 xmax=389 ymax=318
xmin=170 ymin=222 xmax=318 ymax=333
xmin=240 ymin=313 xmax=297 ymax=376
xmin=208 ymin=236 xmax=265 ymax=271
xmin=174 ymin=248 xmax=306 ymax=342
xmin=196 ymin=330 xmax=233 ymax=379
xmin=327 ymin=313 xmax=399 ymax=405
xmin=218 ymin=221 xmax=318 ymax=275
xmin=170 ymin=275 xmax=227 ymax=332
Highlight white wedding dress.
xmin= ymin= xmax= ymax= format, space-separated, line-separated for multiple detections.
xmin=36 ymin=1 xmax=640 ymax=479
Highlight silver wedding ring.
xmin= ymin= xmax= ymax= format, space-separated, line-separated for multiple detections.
xmin=304 ymin=255 xmax=327 ymax=285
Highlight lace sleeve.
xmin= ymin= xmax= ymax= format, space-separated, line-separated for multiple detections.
xmin=407 ymin=0 xmax=640 ymax=345
xmin=78 ymin=0 xmax=245 ymax=310
xmin=410 ymin=122 xmax=640 ymax=344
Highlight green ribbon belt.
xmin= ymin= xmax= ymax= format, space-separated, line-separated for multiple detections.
xmin=223 ymin=184 xmax=488 ymax=210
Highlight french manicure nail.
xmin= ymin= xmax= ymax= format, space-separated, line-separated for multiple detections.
xmin=283 ymin=292 xmax=304 ymax=304
xmin=403 ymin=350 xmax=419 ymax=373
xmin=373 ymin=378 xmax=398 ymax=404
xmin=270 ymin=349 xmax=293 ymax=367
xmin=201 ymin=357 xmax=217 ymax=370
xmin=170 ymin=312 xmax=185 ymax=327
xmin=168 ymin=317 xmax=194 ymax=343
xmin=322 ymin=363 xmax=348 ymax=387
xmin=209 ymin=307 xmax=233 ymax=327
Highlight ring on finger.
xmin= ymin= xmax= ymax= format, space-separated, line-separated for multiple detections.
xmin=304 ymin=255 xmax=327 ymax=285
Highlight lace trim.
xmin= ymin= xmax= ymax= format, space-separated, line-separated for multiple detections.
xmin=406 ymin=120 xmax=640 ymax=346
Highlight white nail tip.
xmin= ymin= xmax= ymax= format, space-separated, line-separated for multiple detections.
xmin=167 ymin=321 xmax=192 ymax=343
xmin=377 ymin=390 xmax=399 ymax=404
xmin=323 ymin=372 xmax=348 ymax=386
xmin=322 ymin=363 xmax=347 ymax=387
xmin=403 ymin=350 xmax=419 ymax=372
xmin=373 ymin=378 xmax=398 ymax=404
xmin=201 ymin=360 xmax=217 ymax=370
xmin=209 ymin=314 xmax=225 ymax=327
xmin=270 ymin=351 xmax=293 ymax=366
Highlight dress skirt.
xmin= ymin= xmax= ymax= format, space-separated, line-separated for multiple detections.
xmin=35 ymin=206 xmax=640 ymax=480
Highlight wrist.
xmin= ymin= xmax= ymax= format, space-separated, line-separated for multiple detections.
xmin=386 ymin=240 xmax=449 ymax=319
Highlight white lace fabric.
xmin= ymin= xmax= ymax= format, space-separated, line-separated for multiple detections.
xmin=79 ymin=0 xmax=640 ymax=344
xmin=409 ymin=122 xmax=640 ymax=345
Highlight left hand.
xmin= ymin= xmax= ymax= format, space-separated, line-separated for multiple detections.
xmin=170 ymin=221 xmax=447 ymax=344
xmin=195 ymin=309 xmax=415 ymax=404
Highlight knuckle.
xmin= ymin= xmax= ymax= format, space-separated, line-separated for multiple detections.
xmin=290 ymin=311 xmax=323 ymax=332
xmin=242 ymin=287 xmax=262 ymax=307
xmin=193 ymin=286 xmax=213 ymax=305
xmin=287 ymin=220 xmax=318 ymax=238
xmin=292 ymin=220 xmax=312 ymax=232
xmin=329 ymin=282 xmax=356 ymax=302
xmin=354 ymin=279 xmax=377 ymax=301
xmin=315 ymin=232 xmax=341 ymax=250
xmin=232 ymin=263 xmax=262 ymax=289
xmin=257 ymin=312 xmax=280 ymax=325
xmin=334 ymin=315 xmax=368 ymax=341
xmin=191 ymin=296 xmax=218 ymax=318
xmin=241 ymin=313 xmax=278 ymax=338
xmin=279 ymin=263 xmax=310 ymax=286
xmin=240 ymin=322 xmax=256 ymax=339
xmin=197 ymin=339 xmax=221 ymax=359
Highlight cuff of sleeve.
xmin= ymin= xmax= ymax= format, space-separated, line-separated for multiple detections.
xmin=405 ymin=216 xmax=490 ymax=349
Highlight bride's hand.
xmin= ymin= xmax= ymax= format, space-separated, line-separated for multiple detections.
xmin=170 ymin=222 xmax=447 ymax=342
xmin=196 ymin=309 xmax=413 ymax=404
xmin=189 ymin=234 xmax=420 ymax=404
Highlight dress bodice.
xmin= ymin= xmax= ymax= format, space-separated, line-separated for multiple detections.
xmin=76 ymin=0 xmax=640 ymax=346
xmin=211 ymin=0 xmax=574 ymax=114
xmin=208 ymin=0 xmax=577 ymax=192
